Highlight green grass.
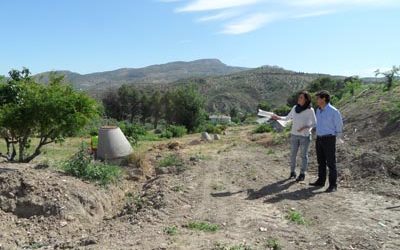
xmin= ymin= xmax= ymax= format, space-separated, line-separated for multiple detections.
xmin=265 ymin=238 xmax=282 ymax=250
xmin=187 ymin=221 xmax=219 ymax=232
xmin=0 ymin=137 xmax=85 ymax=164
xmin=164 ymin=226 xmax=178 ymax=236
xmin=286 ymin=210 xmax=307 ymax=225
xmin=158 ymin=154 xmax=184 ymax=169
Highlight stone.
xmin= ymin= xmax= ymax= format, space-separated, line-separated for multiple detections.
xmin=201 ymin=132 xmax=213 ymax=142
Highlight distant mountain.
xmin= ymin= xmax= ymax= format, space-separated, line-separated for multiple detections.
xmin=34 ymin=59 xmax=350 ymax=113
xmin=34 ymin=59 xmax=248 ymax=90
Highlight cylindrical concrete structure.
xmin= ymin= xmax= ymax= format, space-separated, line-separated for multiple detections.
xmin=97 ymin=126 xmax=133 ymax=160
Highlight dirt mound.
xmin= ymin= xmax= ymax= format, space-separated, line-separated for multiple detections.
xmin=0 ymin=164 xmax=125 ymax=223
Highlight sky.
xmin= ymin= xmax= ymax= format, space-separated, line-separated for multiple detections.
xmin=0 ymin=0 xmax=399 ymax=77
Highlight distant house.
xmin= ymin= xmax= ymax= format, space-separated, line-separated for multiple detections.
xmin=209 ymin=115 xmax=231 ymax=124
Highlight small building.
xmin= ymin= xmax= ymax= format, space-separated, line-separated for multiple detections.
xmin=209 ymin=115 xmax=231 ymax=124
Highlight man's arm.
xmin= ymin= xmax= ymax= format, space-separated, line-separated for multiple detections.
xmin=334 ymin=110 xmax=344 ymax=139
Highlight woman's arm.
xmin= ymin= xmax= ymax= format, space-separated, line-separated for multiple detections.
xmin=272 ymin=106 xmax=295 ymax=121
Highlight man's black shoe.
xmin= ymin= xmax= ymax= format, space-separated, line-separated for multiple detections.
xmin=289 ymin=172 xmax=296 ymax=179
xmin=296 ymin=173 xmax=305 ymax=182
xmin=325 ymin=186 xmax=337 ymax=193
xmin=309 ymin=181 xmax=325 ymax=187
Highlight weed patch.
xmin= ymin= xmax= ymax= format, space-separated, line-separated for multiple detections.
xmin=187 ymin=221 xmax=219 ymax=232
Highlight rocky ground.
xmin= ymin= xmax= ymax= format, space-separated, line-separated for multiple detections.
xmin=0 ymin=122 xmax=399 ymax=249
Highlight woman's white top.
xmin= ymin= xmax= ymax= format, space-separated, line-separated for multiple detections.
xmin=280 ymin=106 xmax=317 ymax=137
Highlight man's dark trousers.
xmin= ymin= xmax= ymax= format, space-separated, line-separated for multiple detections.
xmin=316 ymin=136 xmax=337 ymax=187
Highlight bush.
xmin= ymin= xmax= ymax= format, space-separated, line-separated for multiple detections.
xmin=160 ymin=125 xmax=187 ymax=138
xmin=119 ymin=122 xmax=148 ymax=145
xmin=63 ymin=143 xmax=122 ymax=185
xmin=254 ymin=124 xmax=273 ymax=134
xmin=273 ymin=106 xmax=291 ymax=116
xmin=205 ymin=123 xmax=227 ymax=134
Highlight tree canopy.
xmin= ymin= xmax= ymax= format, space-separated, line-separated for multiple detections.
xmin=0 ymin=69 xmax=99 ymax=162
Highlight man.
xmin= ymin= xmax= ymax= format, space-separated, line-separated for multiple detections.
xmin=310 ymin=90 xmax=343 ymax=193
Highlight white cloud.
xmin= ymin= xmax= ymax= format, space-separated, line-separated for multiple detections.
xmin=285 ymin=0 xmax=398 ymax=7
xmin=162 ymin=0 xmax=400 ymax=35
xmin=176 ymin=0 xmax=262 ymax=12
xmin=197 ymin=10 xmax=241 ymax=22
xmin=221 ymin=13 xmax=279 ymax=35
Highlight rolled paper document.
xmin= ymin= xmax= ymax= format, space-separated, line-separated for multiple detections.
xmin=257 ymin=109 xmax=275 ymax=118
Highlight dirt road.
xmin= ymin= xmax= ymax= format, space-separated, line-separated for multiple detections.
xmin=1 ymin=126 xmax=399 ymax=249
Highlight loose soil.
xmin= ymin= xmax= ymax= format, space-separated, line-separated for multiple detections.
xmin=1 ymin=125 xmax=399 ymax=249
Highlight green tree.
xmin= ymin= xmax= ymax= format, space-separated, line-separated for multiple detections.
xmin=170 ymin=85 xmax=206 ymax=132
xmin=150 ymin=91 xmax=162 ymax=129
xmin=162 ymin=90 xmax=175 ymax=125
xmin=118 ymin=85 xmax=141 ymax=122
xmin=343 ymin=76 xmax=362 ymax=96
xmin=0 ymin=69 xmax=99 ymax=162
xmin=375 ymin=66 xmax=400 ymax=90
xmin=139 ymin=92 xmax=151 ymax=124
xmin=102 ymin=89 xmax=123 ymax=120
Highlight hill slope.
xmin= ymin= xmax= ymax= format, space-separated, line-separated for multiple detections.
xmin=34 ymin=59 xmax=248 ymax=90
xmin=172 ymin=66 xmax=340 ymax=112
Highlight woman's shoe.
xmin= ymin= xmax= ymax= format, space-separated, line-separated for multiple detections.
xmin=289 ymin=172 xmax=296 ymax=179
xmin=296 ymin=173 xmax=305 ymax=182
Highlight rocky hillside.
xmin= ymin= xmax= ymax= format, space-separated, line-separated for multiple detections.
xmin=171 ymin=66 xmax=340 ymax=112
xmin=34 ymin=59 xmax=248 ymax=90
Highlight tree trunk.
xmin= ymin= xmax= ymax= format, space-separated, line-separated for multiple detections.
xmin=18 ymin=138 xmax=25 ymax=162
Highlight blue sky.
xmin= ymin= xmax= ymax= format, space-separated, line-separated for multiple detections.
xmin=0 ymin=0 xmax=399 ymax=77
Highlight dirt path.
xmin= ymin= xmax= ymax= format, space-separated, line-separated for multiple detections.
xmin=1 ymin=126 xmax=399 ymax=249
xmin=87 ymin=127 xmax=400 ymax=250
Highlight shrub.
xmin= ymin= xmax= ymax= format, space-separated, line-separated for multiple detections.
xmin=205 ymin=124 xmax=228 ymax=134
xmin=254 ymin=124 xmax=273 ymax=134
xmin=63 ymin=143 xmax=121 ymax=185
xmin=160 ymin=125 xmax=187 ymax=138
xmin=119 ymin=122 xmax=148 ymax=145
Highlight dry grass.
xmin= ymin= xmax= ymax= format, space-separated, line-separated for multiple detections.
xmin=128 ymin=152 xmax=153 ymax=176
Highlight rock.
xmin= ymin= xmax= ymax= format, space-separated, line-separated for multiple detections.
xmin=167 ymin=141 xmax=181 ymax=150
xmin=201 ymin=132 xmax=213 ymax=142
xmin=213 ymin=134 xmax=221 ymax=140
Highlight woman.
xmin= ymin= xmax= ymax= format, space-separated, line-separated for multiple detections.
xmin=272 ymin=91 xmax=316 ymax=182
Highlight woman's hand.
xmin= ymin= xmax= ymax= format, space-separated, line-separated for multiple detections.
xmin=271 ymin=115 xmax=280 ymax=120
xmin=297 ymin=126 xmax=308 ymax=132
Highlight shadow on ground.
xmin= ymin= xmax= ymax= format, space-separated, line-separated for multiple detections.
xmin=211 ymin=179 xmax=325 ymax=203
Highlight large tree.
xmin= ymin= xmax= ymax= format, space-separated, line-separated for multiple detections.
xmin=0 ymin=69 xmax=99 ymax=162
xmin=170 ymin=85 xmax=206 ymax=132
